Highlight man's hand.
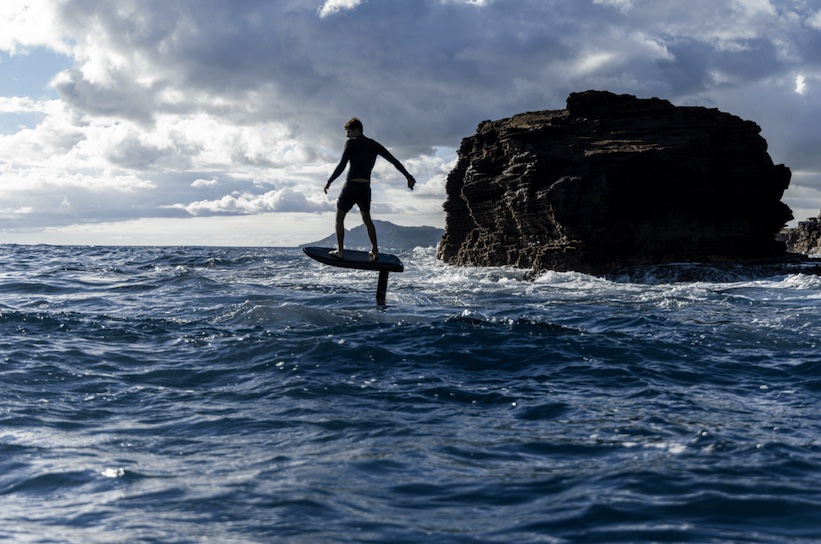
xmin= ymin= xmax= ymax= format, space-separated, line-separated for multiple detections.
xmin=407 ymin=176 xmax=416 ymax=190
xmin=324 ymin=181 xmax=331 ymax=194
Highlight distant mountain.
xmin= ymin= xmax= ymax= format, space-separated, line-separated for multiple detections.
xmin=301 ymin=220 xmax=444 ymax=252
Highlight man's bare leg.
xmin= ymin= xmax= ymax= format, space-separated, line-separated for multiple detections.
xmin=329 ymin=208 xmax=347 ymax=258
xmin=361 ymin=209 xmax=378 ymax=261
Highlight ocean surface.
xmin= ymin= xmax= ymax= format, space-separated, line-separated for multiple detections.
xmin=1 ymin=243 xmax=820 ymax=543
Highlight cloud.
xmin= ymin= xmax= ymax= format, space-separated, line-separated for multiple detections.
xmin=0 ymin=96 xmax=50 ymax=113
xmin=795 ymin=74 xmax=807 ymax=94
xmin=191 ymin=178 xmax=218 ymax=188
xmin=176 ymin=187 xmax=331 ymax=216
xmin=0 ymin=164 xmax=160 ymax=229
xmin=810 ymin=10 xmax=821 ymax=29
xmin=318 ymin=0 xmax=364 ymax=18
xmin=593 ymin=0 xmax=635 ymax=13
xmin=0 ymin=0 xmax=69 ymax=54
xmin=3 ymin=0 xmax=821 ymax=240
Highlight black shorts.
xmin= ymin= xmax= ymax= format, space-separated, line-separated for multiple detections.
xmin=337 ymin=182 xmax=371 ymax=213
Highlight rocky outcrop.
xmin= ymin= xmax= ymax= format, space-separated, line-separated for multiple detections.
xmin=438 ymin=91 xmax=794 ymax=275
xmin=783 ymin=214 xmax=821 ymax=255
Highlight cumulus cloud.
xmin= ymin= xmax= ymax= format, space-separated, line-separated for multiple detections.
xmin=191 ymin=178 xmax=219 ymax=188
xmin=318 ymin=0 xmax=364 ymax=18
xmin=177 ymin=187 xmax=330 ymax=216
xmin=2 ymin=0 xmax=821 ymax=240
xmin=0 ymin=0 xmax=68 ymax=54
xmin=795 ymin=74 xmax=807 ymax=94
xmin=0 ymin=96 xmax=49 ymax=113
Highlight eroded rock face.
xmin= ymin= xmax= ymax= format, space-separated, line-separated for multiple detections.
xmin=438 ymin=91 xmax=793 ymax=275
xmin=783 ymin=214 xmax=821 ymax=256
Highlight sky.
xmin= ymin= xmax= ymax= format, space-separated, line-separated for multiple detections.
xmin=2 ymin=0 xmax=821 ymax=247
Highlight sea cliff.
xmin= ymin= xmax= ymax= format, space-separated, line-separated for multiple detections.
xmin=438 ymin=91 xmax=794 ymax=275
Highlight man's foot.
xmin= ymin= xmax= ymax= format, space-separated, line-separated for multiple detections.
xmin=329 ymin=249 xmax=344 ymax=259
xmin=369 ymin=249 xmax=378 ymax=262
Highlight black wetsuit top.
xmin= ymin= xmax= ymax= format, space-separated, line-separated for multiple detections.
xmin=328 ymin=135 xmax=411 ymax=183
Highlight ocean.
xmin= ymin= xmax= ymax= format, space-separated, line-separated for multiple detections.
xmin=1 ymin=243 xmax=820 ymax=543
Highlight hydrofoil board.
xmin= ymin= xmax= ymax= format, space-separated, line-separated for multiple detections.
xmin=302 ymin=246 xmax=404 ymax=273
xmin=302 ymin=246 xmax=404 ymax=304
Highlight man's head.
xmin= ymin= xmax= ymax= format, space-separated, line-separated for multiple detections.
xmin=344 ymin=117 xmax=363 ymax=137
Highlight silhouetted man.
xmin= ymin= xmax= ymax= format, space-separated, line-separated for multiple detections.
xmin=324 ymin=117 xmax=415 ymax=261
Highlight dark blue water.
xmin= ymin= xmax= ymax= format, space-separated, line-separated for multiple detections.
xmin=1 ymin=244 xmax=820 ymax=543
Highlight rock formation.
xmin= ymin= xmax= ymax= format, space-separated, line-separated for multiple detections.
xmin=438 ymin=91 xmax=794 ymax=275
xmin=782 ymin=214 xmax=821 ymax=256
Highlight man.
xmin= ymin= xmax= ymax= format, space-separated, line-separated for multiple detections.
xmin=324 ymin=117 xmax=415 ymax=261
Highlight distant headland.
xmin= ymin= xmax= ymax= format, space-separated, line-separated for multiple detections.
xmin=301 ymin=219 xmax=444 ymax=252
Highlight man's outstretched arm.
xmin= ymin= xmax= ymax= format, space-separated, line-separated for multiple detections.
xmin=378 ymin=146 xmax=416 ymax=190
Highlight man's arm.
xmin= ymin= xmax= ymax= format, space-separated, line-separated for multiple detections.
xmin=377 ymin=144 xmax=416 ymax=190
xmin=324 ymin=143 xmax=351 ymax=194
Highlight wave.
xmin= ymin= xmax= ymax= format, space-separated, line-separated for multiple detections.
xmin=2 ymin=244 xmax=821 ymax=542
